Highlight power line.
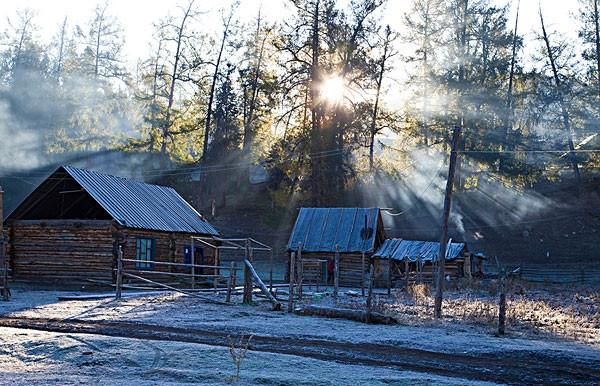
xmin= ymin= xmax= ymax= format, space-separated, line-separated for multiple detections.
xmin=459 ymin=149 xmax=600 ymax=154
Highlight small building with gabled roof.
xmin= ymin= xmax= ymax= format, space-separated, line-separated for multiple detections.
xmin=3 ymin=165 xmax=219 ymax=285
xmin=287 ymin=208 xmax=386 ymax=287
xmin=373 ymin=239 xmax=469 ymax=284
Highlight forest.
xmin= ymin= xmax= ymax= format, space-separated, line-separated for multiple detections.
xmin=0 ymin=0 xmax=599 ymax=260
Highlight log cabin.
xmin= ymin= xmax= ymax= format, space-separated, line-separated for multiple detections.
xmin=3 ymin=165 xmax=219 ymax=286
xmin=372 ymin=239 xmax=470 ymax=285
xmin=287 ymin=207 xmax=386 ymax=287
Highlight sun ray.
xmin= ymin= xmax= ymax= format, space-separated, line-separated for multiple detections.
xmin=319 ymin=75 xmax=346 ymax=106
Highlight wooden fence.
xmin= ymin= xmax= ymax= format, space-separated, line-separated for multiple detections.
xmin=114 ymin=237 xmax=280 ymax=309
xmin=485 ymin=262 xmax=600 ymax=285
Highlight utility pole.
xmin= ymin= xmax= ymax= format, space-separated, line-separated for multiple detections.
xmin=434 ymin=126 xmax=462 ymax=319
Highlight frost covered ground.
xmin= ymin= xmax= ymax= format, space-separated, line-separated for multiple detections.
xmin=0 ymin=326 xmax=491 ymax=386
xmin=0 ymin=285 xmax=599 ymax=385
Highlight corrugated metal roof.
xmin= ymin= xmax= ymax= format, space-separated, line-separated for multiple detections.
xmin=287 ymin=208 xmax=381 ymax=253
xmin=63 ymin=166 xmax=219 ymax=235
xmin=373 ymin=239 xmax=465 ymax=262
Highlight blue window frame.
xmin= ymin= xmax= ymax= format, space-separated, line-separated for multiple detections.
xmin=136 ymin=238 xmax=155 ymax=269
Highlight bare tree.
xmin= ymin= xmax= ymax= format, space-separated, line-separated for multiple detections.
xmin=539 ymin=6 xmax=581 ymax=189
xmin=3 ymin=8 xmax=36 ymax=81
xmin=152 ymin=0 xmax=201 ymax=169
xmin=368 ymin=25 xmax=397 ymax=171
xmin=504 ymin=0 xmax=520 ymax=149
xmin=203 ymin=6 xmax=237 ymax=161
xmin=54 ymin=17 xmax=69 ymax=77
xmin=404 ymin=0 xmax=447 ymax=145
xmin=242 ymin=9 xmax=271 ymax=156
xmin=79 ymin=2 xmax=127 ymax=80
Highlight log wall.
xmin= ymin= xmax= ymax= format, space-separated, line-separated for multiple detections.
xmin=119 ymin=229 xmax=217 ymax=284
xmin=8 ymin=220 xmax=114 ymax=283
xmin=8 ymin=220 xmax=218 ymax=286
xmin=292 ymin=252 xmax=371 ymax=288
xmin=374 ymin=258 xmax=465 ymax=286
xmin=293 ymin=255 xmax=466 ymax=289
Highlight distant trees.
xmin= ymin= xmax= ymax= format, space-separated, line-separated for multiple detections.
xmin=578 ymin=0 xmax=600 ymax=97
xmin=78 ymin=2 xmax=127 ymax=81
xmin=538 ymin=6 xmax=581 ymax=188
xmin=1 ymin=0 xmax=599 ymax=204
xmin=274 ymin=0 xmax=387 ymax=204
xmin=367 ymin=25 xmax=398 ymax=172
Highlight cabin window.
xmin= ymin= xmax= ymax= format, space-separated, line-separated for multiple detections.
xmin=136 ymin=238 xmax=155 ymax=269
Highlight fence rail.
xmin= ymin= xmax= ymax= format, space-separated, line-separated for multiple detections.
xmin=485 ymin=262 xmax=600 ymax=285
xmin=120 ymin=258 xmax=240 ymax=271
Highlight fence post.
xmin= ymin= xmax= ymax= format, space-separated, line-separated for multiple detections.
xmin=361 ymin=252 xmax=365 ymax=296
xmin=387 ymin=259 xmax=392 ymax=296
xmin=226 ymin=261 xmax=235 ymax=303
xmin=191 ymin=237 xmax=196 ymax=290
xmin=297 ymin=243 xmax=303 ymax=301
xmin=243 ymin=239 xmax=253 ymax=304
xmin=366 ymin=263 xmax=374 ymax=323
xmin=498 ymin=274 xmax=506 ymax=335
xmin=116 ymin=245 xmax=123 ymax=299
xmin=334 ymin=245 xmax=340 ymax=301
xmin=288 ymin=251 xmax=296 ymax=312
xmin=269 ymin=248 xmax=274 ymax=293
xmin=214 ymin=247 xmax=220 ymax=289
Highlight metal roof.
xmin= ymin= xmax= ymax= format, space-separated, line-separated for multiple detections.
xmin=373 ymin=239 xmax=466 ymax=262
xmin=63 ymin=166 xmax=219 ymax=235
xmin=287 ymin=208 xmax=381 ymax=253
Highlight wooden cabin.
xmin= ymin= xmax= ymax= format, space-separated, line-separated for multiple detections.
xmin=372 ymin=239 xmax=470 ymax=286
xmin=287 ymin=208 xmax=386 ymax=287
xmin=3 ymin=166 xmax=219 ymax=285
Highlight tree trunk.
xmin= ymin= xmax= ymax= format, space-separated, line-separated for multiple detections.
xmin=422 ymin=2 xmax=431 ymax=145
xmin=594 ymin=0 xmax=600 ymax=97
xmin=454 ymin=0 xmax=468 ymax=191
xmin=434 ymin=126 xmax=462 ymax=319
xmin=243 ymin=10 xmax=267 ymax=155
xmin=56 ymin=17 xmax=68 ymax=77
xmin=203 ymin=10 xmax=234 ymax=162
xmin=539 ymin=8 xmax=581 ymax=190
xmin=14 ymin=12 xmax=33 ymax=75
xmin=368 ymin=130 xmax=376 ymax=172
xmin=368 ymin=27 xmax=389 ymax=173
xmin=310 ymin=0 xmax=322 ymax=206
xmin=160 ymin=1 xmax=195 ymax=170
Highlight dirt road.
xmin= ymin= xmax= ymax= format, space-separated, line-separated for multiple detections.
xmin=0 ymin=316 xmax=597 ymax=385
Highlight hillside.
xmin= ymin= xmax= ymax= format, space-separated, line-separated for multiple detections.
xmin=197 ymin=178 xmax=600 ymax=265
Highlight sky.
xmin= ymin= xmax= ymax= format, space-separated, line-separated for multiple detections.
xmin=0 ymin=0 xmax=582 ymax=110
xmin=0 ymin=0 xmax=289 ymax=66
xmin=0 ymin=0 xmax=580 ymax=66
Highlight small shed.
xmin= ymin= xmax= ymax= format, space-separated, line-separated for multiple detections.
xmin=373 ymin=239 xmax=469 ymax=284
xmin=287 ymin=207 xmax=386 ymax=287
xmin=3 ymin=166 xmax=219 ymax=285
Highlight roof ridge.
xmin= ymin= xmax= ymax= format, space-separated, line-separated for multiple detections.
xmin=63 ymin=165 xmax=176 ymax=190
